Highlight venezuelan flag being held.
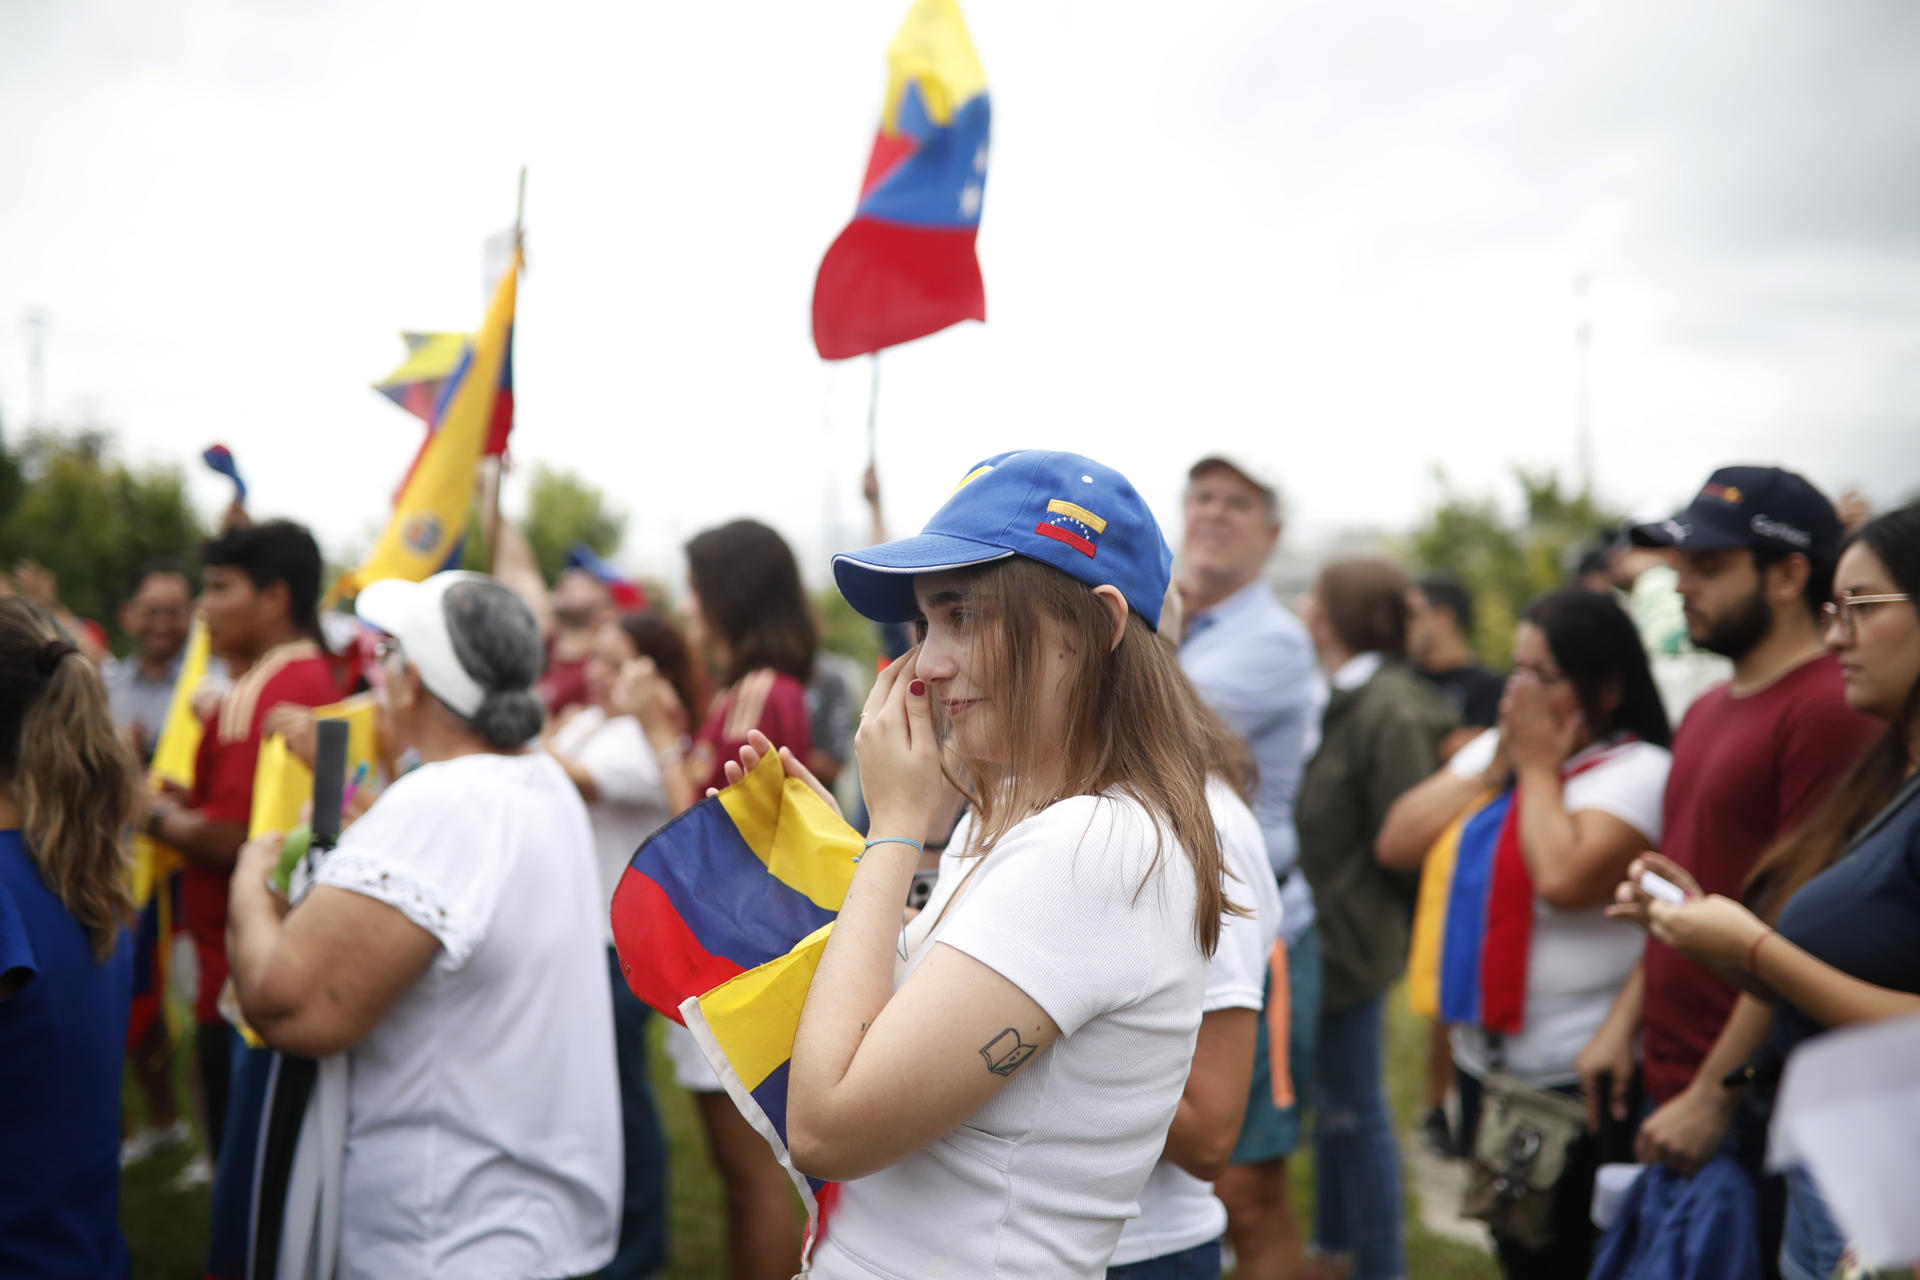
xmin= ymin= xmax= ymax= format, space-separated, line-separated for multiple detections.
xmin=611 ymin=750 xmax=863 ymax=1250
xmin=812 ymin=0 xmax=990 ymax=360
xmin=1406 ymin=740 xmax=1640 ymax=1033
xmin=332 ymin=245 xmax=520 ymax=600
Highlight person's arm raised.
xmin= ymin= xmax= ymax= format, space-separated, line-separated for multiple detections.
xmin=786 ymin=650 xmax=1062 ymax=1181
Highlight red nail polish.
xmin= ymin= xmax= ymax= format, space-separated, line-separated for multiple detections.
xmin=909 ymin=680 xmax=927 ymax=696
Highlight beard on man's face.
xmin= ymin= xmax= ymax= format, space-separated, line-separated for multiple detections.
xmin=1693 ymin=580 xmax=1774 ymax=659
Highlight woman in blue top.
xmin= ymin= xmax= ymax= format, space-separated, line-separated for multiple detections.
xmin=1613 ymin=502 xmax=1920 ymax=1280
xmin=0 ymin=598 xmax=141 ymax=1278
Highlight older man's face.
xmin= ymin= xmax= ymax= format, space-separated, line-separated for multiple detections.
xmin=1182 ymin=466 xmax=1278 ymax=591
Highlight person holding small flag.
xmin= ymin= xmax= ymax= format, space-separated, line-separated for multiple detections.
xmin=790 ymin=450 xmax=1230 ymax=1279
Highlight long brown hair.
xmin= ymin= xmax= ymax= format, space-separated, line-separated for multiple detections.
xmin=0 ymin=599 xmax=139 ymax=961
xmin=933 ymin=557 xmax=1231 ymax=956
xmin=684 ymin=519 xmax=816 ymax=687
xmin=1744 ymin=504 xmax=1920 ymax=921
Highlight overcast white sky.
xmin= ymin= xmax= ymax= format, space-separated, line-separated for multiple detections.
xmin=4 ymin=0 xmax=1918 ymax=587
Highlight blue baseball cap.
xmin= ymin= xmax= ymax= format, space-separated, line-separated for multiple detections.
xmin=833 ymin=450 xmax=1176 ymax=629
xmin=1629 ymin=465 xmax=1842 ymax=559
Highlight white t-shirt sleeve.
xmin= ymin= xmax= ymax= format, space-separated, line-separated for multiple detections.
xmin=1563 ymin=743 xmax=1671 ymax=847
xmin=936 ymin=798 xmax=1189 ymax=1037
xmin=1447 ymin=727 xmax=1500 ymax=779
xmin=1207 ymin=782 xmax=1278 ymax=1014
xmin=576 ymin=715 xmax=665 ymax=809
xmin=313 ymin=763 xmax=500 ymax=968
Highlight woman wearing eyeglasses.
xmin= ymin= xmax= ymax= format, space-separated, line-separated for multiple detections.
xmin=1611 ymin=503 xmax=1920 ymax=1280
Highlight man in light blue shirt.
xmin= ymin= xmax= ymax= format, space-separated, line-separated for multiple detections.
xmin=1177 ymin=454 xmax=1323 ymax=1280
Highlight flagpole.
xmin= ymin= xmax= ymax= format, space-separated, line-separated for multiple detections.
xmin=487 ymin=167 xmax=527 ymax=576
xmin=866 ymin=352 xmax=881 ymax=471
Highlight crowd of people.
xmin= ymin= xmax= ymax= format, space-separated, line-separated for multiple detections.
xmin=1 ymin=447 xmax=1915 ymax=1280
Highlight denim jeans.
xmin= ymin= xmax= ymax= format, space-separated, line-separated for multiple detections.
xmin=1106 ymin=1237 xmax=1222 ymax=1279
xmin=1779 ymin=1164 xmax=1847 ymax=1280
xmin=606 ymin=946 xmax=670 ymax=1278
xmin=1312 ymin=993 xmax=1406 ymax=1280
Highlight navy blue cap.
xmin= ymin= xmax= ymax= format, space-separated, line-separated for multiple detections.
xmin=833 ymin=450 xmax=1176 ymax=629
xmin=1629 ymin=466 xmax=1841 ymax=559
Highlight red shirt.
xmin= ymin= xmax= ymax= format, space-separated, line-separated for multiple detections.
xmin=1640 ymin=652 xmax=1880 ymax=1102
xmin=538 ymin=639 xmax=590 ymax=720
xmin=178 ymin=642 xmax=342 ymax=1024
xmin=688 ymin=669 xmax=813 ymax=796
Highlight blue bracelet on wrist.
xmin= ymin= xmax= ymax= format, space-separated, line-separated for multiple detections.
xmin=854 ymin=836 xmax=924 ymax=864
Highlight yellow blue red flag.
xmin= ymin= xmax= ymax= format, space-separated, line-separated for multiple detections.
xmin=334 ymin=246 xmax=520 ymax=600
xmin=611 ymin=750 xmax=863 ymax=1245
xmin=812 ymin=0 xmax=990 ymax=359
xmin=372 ymin=331 xmax=470 ymax=425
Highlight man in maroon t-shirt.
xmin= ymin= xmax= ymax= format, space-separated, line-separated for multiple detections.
xmin=1576 ymin=467 xmax=1879 ymax=1178
xmin=143 ymin=521 xmax=340 ymax=1164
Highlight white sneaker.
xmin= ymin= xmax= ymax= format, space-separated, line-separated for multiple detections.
xmin=171 ymin=1153 xmax=213 ymax=1189
xmin=120 ymin=1119 xmax=192 ymax=1167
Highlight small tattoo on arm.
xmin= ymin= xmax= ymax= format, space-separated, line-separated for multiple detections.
xmin=979 ymin=1028 xmax=1037 ymax=1077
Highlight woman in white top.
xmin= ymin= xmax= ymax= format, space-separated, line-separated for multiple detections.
xmin=547 ymin=609 xmax=703 ymax=1278
xmin=1109 ymin=649 xmax=1286 ymax=1279
xmin=1377 ymin=588 xmax=1672 ymax=1278
xmin=226 ymin=572 xmax=621 ymax=1279
xmin=792 ymin=450 xmax=1231 ymax=1280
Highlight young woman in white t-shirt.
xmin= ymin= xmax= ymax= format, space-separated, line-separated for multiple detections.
xmin=1377 ymin=589 xmax=1672 ymax=1278
xmin=781 ymin=450 xmax=1233 ymax=1280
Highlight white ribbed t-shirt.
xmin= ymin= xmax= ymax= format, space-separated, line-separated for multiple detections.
xmin=809 ymin=792 xmax=1208 ymax=1280
xmin=1110 ymin=777 xmax=1285 ymax=1266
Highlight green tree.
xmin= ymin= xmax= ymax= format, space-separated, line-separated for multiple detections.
xmin=815 ymin=586 xmax=881 ymax=669
xmin=1407 ymin=469 xmax=1624 ymax=667
xmin=461 ymin=462 xmax=626 ymax=582
xmin=0 ymin=428 xmax=206 ymax=647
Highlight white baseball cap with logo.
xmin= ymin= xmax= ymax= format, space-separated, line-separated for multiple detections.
xmin=355 ymin=571 xmax=491 ymax=719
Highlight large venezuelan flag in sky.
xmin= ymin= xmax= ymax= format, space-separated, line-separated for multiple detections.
xmin=612 ymin=751 xmax=862 ymax=1253
xmin=812 ymin=0 xmax=990 ymax=359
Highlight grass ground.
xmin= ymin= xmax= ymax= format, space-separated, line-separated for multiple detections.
xmin=121 ymin=991 xmax=1498 ymax=1278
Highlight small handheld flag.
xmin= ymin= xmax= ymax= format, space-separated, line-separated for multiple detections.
xmin=812 ymin=0 xmax=990 ymax=360
xmin=612 ymin=749 xmax=864 ymax=1260
xmin=373 ymin=332 xmax=470 ymax=426
xmin=202 ymin=444 xmax=247 ymax=501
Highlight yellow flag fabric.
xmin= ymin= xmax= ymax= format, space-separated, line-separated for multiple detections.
xmin=246 ymin=693 xmax=381 ymax=839
xmin=129 ymin=619 xmax=212 ymax=906
xmin=881 ymin=0 xmax=989 ymax=133
xmin=334 ymin=246 xmax=521 ymax=599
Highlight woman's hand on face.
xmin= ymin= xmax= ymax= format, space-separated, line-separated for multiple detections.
xmin=1500 ymin=675 xmax=1580 ymax=774
xmin=612 ymin=657 xmax=685 ymax=738
xmin=854 ymin=648 xmax=945 ymax=842
xmin=716 ymin=729 xmax=844 ymax=818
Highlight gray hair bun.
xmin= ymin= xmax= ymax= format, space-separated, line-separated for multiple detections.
xmin=443 ymin=578 xmax=548 ymax=749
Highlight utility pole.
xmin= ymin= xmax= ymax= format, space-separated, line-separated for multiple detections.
xmin=1573 ymin=274 xmax=1594 ymax=498
xmin=23 ymin=308 xmax=47 ymax=428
